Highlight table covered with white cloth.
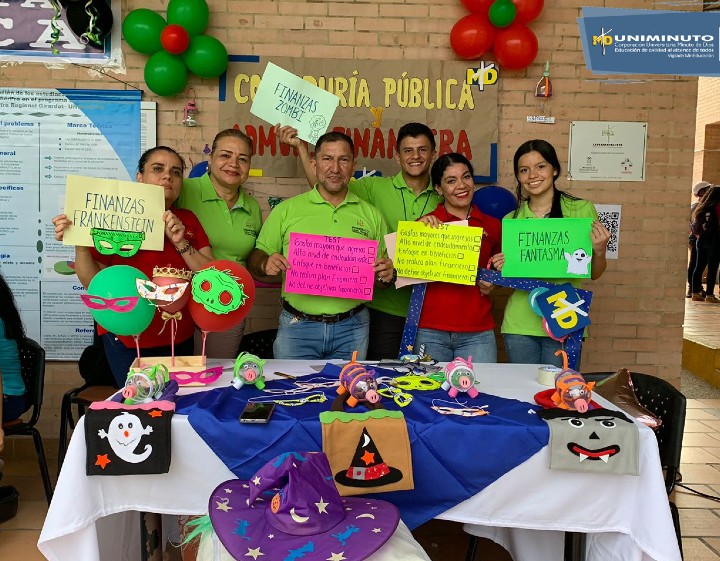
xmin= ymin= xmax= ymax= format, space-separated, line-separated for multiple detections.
xmin=38 ymin=361 xmax=681 ymax=561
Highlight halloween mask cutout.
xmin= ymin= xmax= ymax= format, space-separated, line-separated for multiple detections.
xmin=91 ymin=228 xmax=146 ymax=257
xmin=191 ymin=267 xmax=247 ymax=315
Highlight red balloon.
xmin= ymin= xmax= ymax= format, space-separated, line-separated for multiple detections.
xmin=450 ymin=14 xmax=496 ymax=60
xmin=188 ymin=260 xmax=256 ymax=333
xmin=160 ymin=24 xmax=190 ymax=55
xmin=512 ymin=0 xmax=544 ymax=24
xmin=493 ymin=23 xmax=538 ymax=70
xmin=460 ymin=0 xmax=494 ymax=14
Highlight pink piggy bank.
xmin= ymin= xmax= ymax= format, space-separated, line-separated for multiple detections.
xmin=442 ymin=356 xmax=479 ymax=398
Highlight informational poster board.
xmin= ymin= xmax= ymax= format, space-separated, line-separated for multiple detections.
xmin=0 ymin=88 xmax=141 ymax=360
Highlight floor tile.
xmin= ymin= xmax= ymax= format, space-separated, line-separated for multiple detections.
xmin=0 ymin=529 xmax=45 ymax=561
xmin=682 ymin=447 xmax=720 ymax=464
xmin=674 ymin=485 xmax=720 ymax=508
xmin=684 ymin=419 xmax=718 ymax=433
xmin=687 ymin=409 xmax=720 ymax=420
xmin=705 ymin=538 xmax=720 ymax=555
xmin=682 ymin=538 xmax=720 ymax=560
xmin=679 ymin=464 xmax=720 ymax=485
xmin=678 ymin=509 xmax=720 ymax=536
xmin=682 ymin=433 xmax=720 ymax=447
xmin=0 ymin=501 xmax=48 ymax=531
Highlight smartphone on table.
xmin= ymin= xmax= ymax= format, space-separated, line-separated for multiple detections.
xmin=239 ymin=402 xmax=276 ymax=424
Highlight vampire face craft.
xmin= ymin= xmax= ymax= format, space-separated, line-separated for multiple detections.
xmin=538 ymin=408 xmax=639 ymax=475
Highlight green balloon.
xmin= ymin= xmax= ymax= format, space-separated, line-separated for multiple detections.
xmin=183 ymin=35 xmax=228 ymax=78
xmin=489 ymin=0 xmax=517 ymax=28
xmin=122 ymin=9 xmax=165 ymax=54
xmin=167 ymin=0 xmax=210 ymax=37
xmin=86 ymin=266 xmax=155 ymax=337
xmin=144 ymin=51 xmax=188 ymax=97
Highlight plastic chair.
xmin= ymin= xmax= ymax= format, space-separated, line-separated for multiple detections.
xmin=582 ymin=371 xmax=686 ymax=558
xmin=2 ymin=338 xmax=53 ymax=504
xmin=236 ymin=329 xmax=277 ymax=359
xmin=57 ymin=342 xmax=117 ymax=473
xmin=465 ymin=371 xmax=686 ymax=561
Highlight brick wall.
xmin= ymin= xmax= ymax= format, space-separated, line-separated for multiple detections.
xmin=0 ymin=0 xmax=697 ymax=460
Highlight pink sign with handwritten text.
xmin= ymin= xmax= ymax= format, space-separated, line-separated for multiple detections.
xmin=285 ymin=233 xmax=377 ymax=300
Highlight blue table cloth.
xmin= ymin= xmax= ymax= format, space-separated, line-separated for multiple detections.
xmin=176 ymin=365 xmax=549 ymax=529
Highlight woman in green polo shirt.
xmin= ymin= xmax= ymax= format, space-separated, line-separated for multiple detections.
xmin=495 ymin=139 xmax=611 ymax=367
xmin=178 ymin=129 xmax=263 ymax=359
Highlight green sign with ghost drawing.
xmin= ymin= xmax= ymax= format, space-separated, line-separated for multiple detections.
xmin=501 ymin=218 xmax=593 ymax=278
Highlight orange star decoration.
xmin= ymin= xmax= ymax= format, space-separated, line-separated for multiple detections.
xmin=149 ymin=410 xmax=163 ymax=418
xmin=361 ymin=450 xmax=375 ymax=466
xmin=95 ymin=454 xmax=111 ymax=469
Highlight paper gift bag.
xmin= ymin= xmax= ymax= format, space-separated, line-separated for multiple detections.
xmin=85 ymin=401 xmax=174 ymax=476
xmin=320 ymin=409 xmax=413 ymax=496
xmin=537 ymin=407 xmax=639 ymax=476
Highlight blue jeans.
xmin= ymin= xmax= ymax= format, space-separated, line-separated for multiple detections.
xmin=102 ymin=333 xmax=195 ymax=387
xmin=273 ymin=308 xmax=370 ymax=360
xmin=415 ymin=328 xmax=497 ymax=363
xmin=503 ymin=334 xmax=566 ymax=366
xmin=692 ymin=235 xmax=720 ymax=295
xmin=2 ymin=394 xmax=27 ymax=422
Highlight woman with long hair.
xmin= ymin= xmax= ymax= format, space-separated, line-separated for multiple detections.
xmin=0 ymin=271 xmax=27 ymax=453
xmin=495 ymin=139 xmax=610 ymax=366
xmin=53 ymin=146 xmax=213 ymax=386
xmin=179 ymin=129 xmax=266 ymax=358
xmin=691 ymin=184 xmax=720 ymax=302
xmin=413 ymin=153 xmax=502 ymax=362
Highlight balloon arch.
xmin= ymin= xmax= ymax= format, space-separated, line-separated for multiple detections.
xmin=450 ymin=0 xmax=544 ymax=70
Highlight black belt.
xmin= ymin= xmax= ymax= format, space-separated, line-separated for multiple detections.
xmin=281 ymin=299 xmax=365 ymax=324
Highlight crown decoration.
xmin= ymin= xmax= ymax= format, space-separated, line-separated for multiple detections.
xmin=153 ymin=266 xmax=193 ymax=280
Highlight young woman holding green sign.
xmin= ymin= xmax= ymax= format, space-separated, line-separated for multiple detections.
xmin=414 ymin=153 xmax=502 ymax=363
xmin=494 ymin=139 xmax=610 ymax=367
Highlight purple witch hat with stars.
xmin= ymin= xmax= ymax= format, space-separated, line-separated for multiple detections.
xmin=208 ymin=451 xmax=399 ymax=561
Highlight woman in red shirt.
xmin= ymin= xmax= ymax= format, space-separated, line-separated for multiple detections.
xmin=414 ymin=153 xmax=502 ymax=363
xmin=52 ymin=146 xmax=214 ymax=386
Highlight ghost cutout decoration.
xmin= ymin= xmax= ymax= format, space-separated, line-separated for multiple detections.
xmin=564 ymin=248 xmax=591 ymax=276
xmin=97 ymin=411 xmax=153 ymax=463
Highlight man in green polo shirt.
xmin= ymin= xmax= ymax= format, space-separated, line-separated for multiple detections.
xmin=248 ymin=131 xmax=395 ymax=360
xmin=277 ymin=122 xmax=441 ymax=359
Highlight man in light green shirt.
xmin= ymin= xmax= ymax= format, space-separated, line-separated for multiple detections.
xmin=248 ymin=132 xmax=395 ymax=361
xmin=277 ymin=123 xmax=440 ymax=359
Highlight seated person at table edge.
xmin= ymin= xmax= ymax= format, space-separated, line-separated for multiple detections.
xmin=247 ymin=131 xmax=395 ymax=361
xmin=277 ymin=122 xmax=441 ymax=360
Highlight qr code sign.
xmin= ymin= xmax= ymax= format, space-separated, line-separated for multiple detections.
xmin=595 ymin=205 xmax=621 ymax=259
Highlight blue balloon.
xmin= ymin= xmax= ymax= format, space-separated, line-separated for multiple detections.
xmin=189 ymin=161 xmax=208 ymax=178
xmin=528 ymin=287 xmax=549 ymax=317
xmin=472 ymin=185 xmax=517 ymax=220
